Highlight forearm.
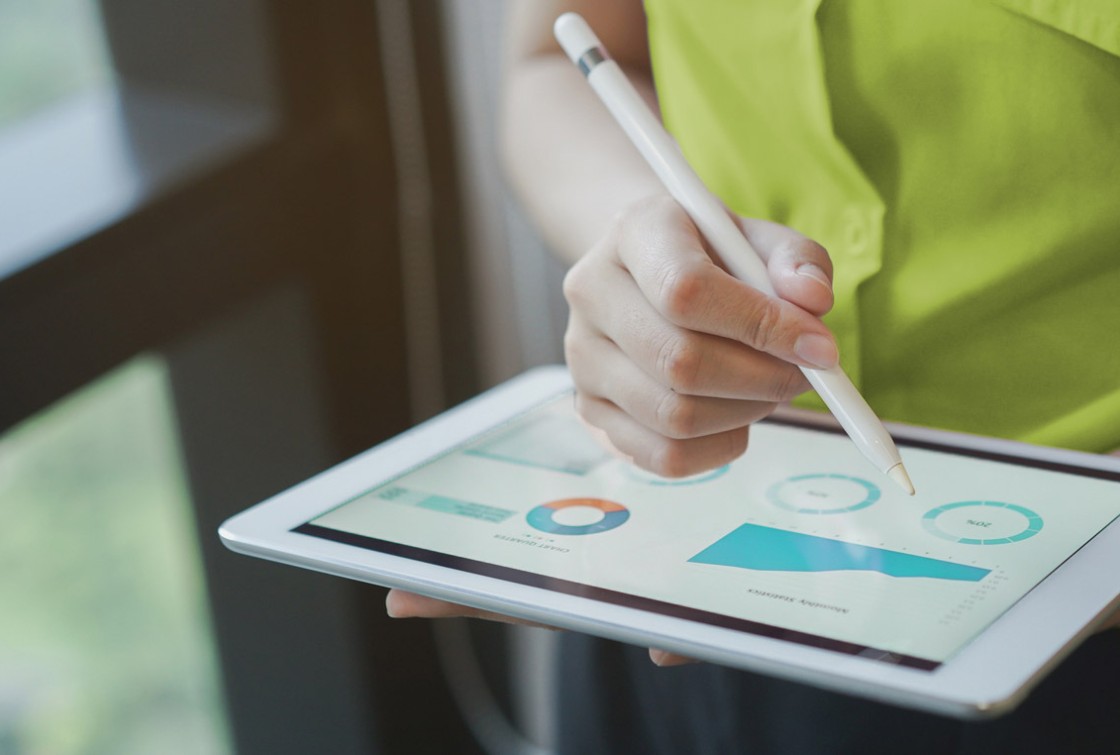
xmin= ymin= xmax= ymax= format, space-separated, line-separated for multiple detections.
xmin=501 ymin=4 xmax=661 ymax=266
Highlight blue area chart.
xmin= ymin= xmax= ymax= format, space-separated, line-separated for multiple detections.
xmin=690 ymin=524 xmax=991 ymax=582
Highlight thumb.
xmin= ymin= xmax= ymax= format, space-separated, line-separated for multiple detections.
xmin=736 ymin=216 xmax=835 ymax=317
xmin=649 ymin=648 xmax=699 ymax=666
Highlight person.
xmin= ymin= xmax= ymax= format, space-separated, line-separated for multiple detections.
xmin=389 ymin=1 xmax=1120 ymax=752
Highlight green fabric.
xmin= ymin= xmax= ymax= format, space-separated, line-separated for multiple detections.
xmin=645 ymin=0 xmax=1120 ymax=452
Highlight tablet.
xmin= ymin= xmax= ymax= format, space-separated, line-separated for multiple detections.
xmin=219 ymin=366 xmax=1120 ymax=719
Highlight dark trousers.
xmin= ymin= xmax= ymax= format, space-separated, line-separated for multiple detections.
xmin=556 ymin=631 xmax=1120 ymax=754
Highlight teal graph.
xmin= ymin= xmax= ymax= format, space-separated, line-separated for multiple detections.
xmin=690 ymin=523 xmax=990 ymax=582
xmin=376 ymin=485 xmax=514 ymax=523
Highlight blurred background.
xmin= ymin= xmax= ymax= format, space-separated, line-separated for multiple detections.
xmin=0 ymin=1 xmax=565 ymax=753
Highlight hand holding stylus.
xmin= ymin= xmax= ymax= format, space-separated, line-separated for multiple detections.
xmin=564 ymin=196 xmax=842 ymax=476
xmin=555 ymin=13 xmax=913 ymax=494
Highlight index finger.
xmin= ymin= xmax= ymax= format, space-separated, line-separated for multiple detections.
xmin=615 ymin=197 xmax=838 ymax=369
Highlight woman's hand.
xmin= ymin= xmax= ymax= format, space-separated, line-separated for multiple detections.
xmin=563 ymin=194 xmax=838 ymax=477
xmin=385 ymin=590 xmax=556 ymax=630
xmin=386 ymin=590 xmax=697 ymax=665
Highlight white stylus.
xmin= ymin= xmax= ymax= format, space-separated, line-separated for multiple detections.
xmin=554 ymin=13 xmax=914 ymax=495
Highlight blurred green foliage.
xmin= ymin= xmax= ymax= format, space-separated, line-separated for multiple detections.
xmin=0 ymin=0 xmax=112 ymax=130
xmin=0 ymin=358 xmax=231 ymax=754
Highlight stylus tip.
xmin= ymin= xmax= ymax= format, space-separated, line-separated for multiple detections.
xmin=887 ymin=463 xmax=916 ymax=496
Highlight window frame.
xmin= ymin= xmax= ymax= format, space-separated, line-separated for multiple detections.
xmin=0 ymin=2 xmax=482 ymax=751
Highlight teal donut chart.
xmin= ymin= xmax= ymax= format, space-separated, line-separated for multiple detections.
xmin=527 ymin=498 xmax=630 ymax=535
xmin=922 ymin=501 xmax=1043 ymax=545
xmin=626 ymin=464 xmax=729 ymax=486
xmin=768 ymin=474 xmax=881 ymax=515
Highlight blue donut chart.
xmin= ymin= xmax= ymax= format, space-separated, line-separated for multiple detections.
xmin=527 ymin=498 xmax=630 ymax=535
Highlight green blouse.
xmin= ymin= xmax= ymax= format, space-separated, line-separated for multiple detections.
xmin=644 ymin=0 xmax=1120 ymax=452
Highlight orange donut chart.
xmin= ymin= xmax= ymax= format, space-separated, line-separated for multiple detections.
xmin=526 ymin=497 xmax=630 ymax=535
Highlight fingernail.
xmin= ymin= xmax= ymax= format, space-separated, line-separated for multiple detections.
xmin=795 ymin=263 xmax=832 ymax=292
xmin=794 ymin=334 xmax=838 ymax=369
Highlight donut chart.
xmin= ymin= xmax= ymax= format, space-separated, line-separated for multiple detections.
xmin=626 ymin=464 xmax=729 ymax=486
xmin=922 ymin=501 xmax=1043 ymax=545
xmin=768 ymin=474 xmax=881 ymax=514
xmin=527 ymin=498 xmax=630 ymax=535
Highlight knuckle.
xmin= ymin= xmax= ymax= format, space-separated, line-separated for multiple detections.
xmin=656 ymin=264 xmax=708 ymax=323
xmin=767 ymin=366 xmax=809 ymax=402
xmin=654 ymin=390 xmax=698 ymax=439
xmin=648 ymin=439 xmax=696 ymax=479
xmin=572 ymin=391 xmax=597 ymax=423
xmin=723 ymin=427 xmax=750 ymax=460
xmin=562 ymin=263 xmax=592 ymax=308
xmin=654 ymin=334 xmax=703 ymax=393
xmin=740 ymin=297 xmax=784 ymax=352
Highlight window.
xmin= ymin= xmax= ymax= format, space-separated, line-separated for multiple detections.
xmin=0 ymin=0 xmax=275 ymax=278
xmin=0 ymin=2 xmax=466 ymax=750
xmin=0 ymin=357 xmax=232 ymax=753
xmin=0 ymin=0 xmax=112 ymax=129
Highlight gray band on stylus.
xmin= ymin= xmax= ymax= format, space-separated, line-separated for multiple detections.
xmin=577 ymin=47 xmax=609 ymax=76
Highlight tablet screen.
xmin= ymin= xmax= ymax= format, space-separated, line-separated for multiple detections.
xmin=295 ymin=396 xmax=1120 ymax=670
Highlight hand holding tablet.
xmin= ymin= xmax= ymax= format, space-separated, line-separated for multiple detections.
xmin=385 ymin=586 xmax=697 ymax=667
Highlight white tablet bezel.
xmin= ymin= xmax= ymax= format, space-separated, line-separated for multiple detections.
xmin=219 ymin=365 xmax=1120 ymax=719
